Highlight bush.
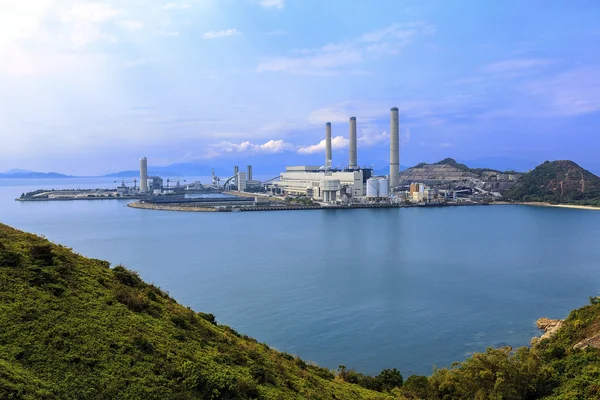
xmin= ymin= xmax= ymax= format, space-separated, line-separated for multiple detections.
xmin=112 ymin=265 xmax=143 ymax=287
xmin=377 ymin=368 xmax=403 ymax=391
xmin=114 ymin=287 xmax=150 ymax=313
xmin=198 ymin=312 xmax=217 ymax=325
xmin=402 ymin=375 xmax=430 ymax=399
xmin=29 ymin=243 xmax=55 ymax=266
xmin=0 ymin=247 xmax=22 ymax=268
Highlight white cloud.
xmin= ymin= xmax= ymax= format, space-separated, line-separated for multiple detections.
xmin=298 ymin=136 xmax=349 ymax=155
xmin=258 ymin=0 xmax=284 ymax=9
xmin=440 ymin=143 xmax=454 ymax=148
xmin=0 ymin=1 xmax=123 ymax=76
xmin=522 ymin=66 xmax=600 ymax=116
xmin=124 ymin=58 xmax=146 ymax=68
xmin=60 ymin=3 xmax=121 ymax=48
xmin=203 ymin=29 xmax=241 ymax=39
xmin=257 ymin=22 xmax=434 ymax=75
xmin=163 ymin=3 xmax=192 ymax=10
xmin=359 ymin=129 xmax=388 ymax=147
xmin=118 ymin=20 xmax=144 ymax=31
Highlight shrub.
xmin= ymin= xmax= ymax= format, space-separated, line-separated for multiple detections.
xmin=112 ymin=265 xmax=143 ymax=287
xmin=198 ymin=312 xmax=217 ymax=325
xmin=377 ymin=368 xmax=403 ymax=391
xmin=133 ymin=336 xmax=155 ymax=354
xmin=29 ymin=243 xmax=55 ymax=266
xmin=114 ymin=286 xmax=151 ymax=313
xmin=402 ymin=375 xmax=430 ymax=399
xmin=0 ymin=248 xmax=22 ymax=267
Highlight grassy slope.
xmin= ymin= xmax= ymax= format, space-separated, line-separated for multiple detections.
xmin=2 ymin=222 xmax=600 ymax=400
xmin=0 ymin=224 xmax=394 ymax=400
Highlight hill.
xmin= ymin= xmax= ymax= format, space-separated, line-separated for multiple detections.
xmin=0 ymin=170 xmax=72 ymax=179
xmin=0 ymin=223 xmax=396 ymax=399
xmin=507 ymin=160 xmax=600 ymax=206
xmin=2 ymin=223 xmax=600 ymax=399
xmin=398 ymin=158 xmax=520 ymax=191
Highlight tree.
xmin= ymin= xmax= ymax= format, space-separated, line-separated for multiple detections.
xmin=377 ymin=368 xmax=403 ymax=391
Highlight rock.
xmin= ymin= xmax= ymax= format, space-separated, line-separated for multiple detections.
xmin=574 ymin=333 xmax=600 ymax=350
xmin=533 ymin=318 xmax=564 ymax=341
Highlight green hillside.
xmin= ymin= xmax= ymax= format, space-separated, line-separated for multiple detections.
xmin=507 ymin=160 xmax=600 ymax=205
xmin=0 ymin=224 xmax=394 ymax=400
xmin=1 ymin=223 xmax=600 ymax=399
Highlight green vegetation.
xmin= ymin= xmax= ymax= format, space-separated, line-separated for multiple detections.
xmin=0 ymin=224 xmax=392 ymax=400
xmin=508 ymin=160 xmax=600 ymax=206
xmin=2 ymin=223 xmax=600 ymax=399
xmin=285 ymin=196 xmax=315 ymax=206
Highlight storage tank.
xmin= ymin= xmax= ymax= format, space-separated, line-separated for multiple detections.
xmin=366 ymin=178 xmax=379 ymax=198
xmin=378 ymin=178 xmax=389 ymax=198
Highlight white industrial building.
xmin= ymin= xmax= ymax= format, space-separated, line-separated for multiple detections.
xmin=269 ymin=109 xmax=400 ymax=203
xmin=272 ymin=166 xmax=368 ymax=200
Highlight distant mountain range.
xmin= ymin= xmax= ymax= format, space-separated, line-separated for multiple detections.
xmin=102 ymin=163 xmax=229 ymax=178
xmin=0 ymin=169 xmax=72 ymax=179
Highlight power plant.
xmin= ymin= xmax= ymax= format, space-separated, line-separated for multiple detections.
xmin=132 ymin=106 xmax=402 ymax=206
xmin=268 ymin=107 xmax=401 ymax=203
xmin=21 ymin=106 xmax=485 ymax=208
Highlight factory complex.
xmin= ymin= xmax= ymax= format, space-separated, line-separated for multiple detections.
xmin=266 ymin=108 xmax=401 ymax=204
xmin=18 ymin=106 xmax=493 ymax=208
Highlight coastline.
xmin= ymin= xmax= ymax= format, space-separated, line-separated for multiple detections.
xmin=517 ymin=202 xmax=600 ymax=211
xmin=127 ymin=201 xmax=217 ymax=212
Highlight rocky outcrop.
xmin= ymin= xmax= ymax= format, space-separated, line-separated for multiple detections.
xmin=398 ymin=159 xmax=520 ymax=191
xmin=531 ymin=318 xmax=563 ymax=345
xmin=574 ymin=333 xmax=600 ymax=350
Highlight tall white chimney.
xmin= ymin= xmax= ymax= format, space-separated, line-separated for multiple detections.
xmin=349 ymin=117 xmax=357 ymax=169
xmin=390 ymin=108 xmax=399 ymax=189
xmin=140 ymin=157 xmax=148 ymax=193
xmin=325 ymin=122 xmax=332 ymax=169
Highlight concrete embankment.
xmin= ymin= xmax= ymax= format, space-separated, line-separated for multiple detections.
xmin=127 ymin=201 xmax=217 ymax=212
xmin=126 ymin=201 xmax=493 ymax=213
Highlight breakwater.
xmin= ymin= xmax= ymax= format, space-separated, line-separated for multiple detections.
xmin=127 ymin=200 xmax=490 ymax=213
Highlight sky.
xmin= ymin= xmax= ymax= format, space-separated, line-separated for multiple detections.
xmin=1 ymin=0 xmax=600 ymax=175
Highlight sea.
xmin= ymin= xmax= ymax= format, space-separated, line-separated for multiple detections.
xmin=1 ymin=177 xmax=600 ymax=376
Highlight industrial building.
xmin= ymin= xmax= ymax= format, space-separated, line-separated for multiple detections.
xmin=269 ymin=109 xmax=400 ymax=203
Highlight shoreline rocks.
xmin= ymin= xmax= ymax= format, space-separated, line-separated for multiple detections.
xmin=531 ymin=318 xmax=563 ymax=345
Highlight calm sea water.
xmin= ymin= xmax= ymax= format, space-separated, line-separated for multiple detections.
xmin=2 ymin=178 xmax=600 ymax=376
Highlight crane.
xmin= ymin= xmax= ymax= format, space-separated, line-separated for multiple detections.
xmin=114 ymin=178 xmax=138 ymax=189
xmin=164 ymin=177 xmax=186 ymax=189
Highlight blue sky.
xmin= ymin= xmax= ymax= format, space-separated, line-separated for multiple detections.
xmin=1 ymin=0 xmax=600 ymax=175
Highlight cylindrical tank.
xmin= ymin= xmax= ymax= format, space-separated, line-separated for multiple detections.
xmin=366 ymin=178 xmax=379 ymax=198
xmin=378 ymin=178 xmax=389 ymax=198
